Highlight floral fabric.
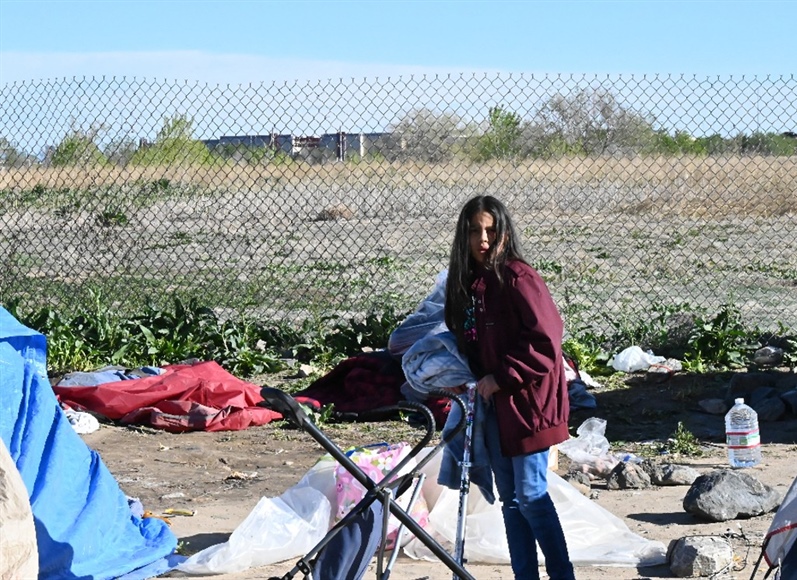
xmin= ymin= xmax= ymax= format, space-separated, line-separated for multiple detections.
xmin=334 ymin=443 xmax=429 ymax=549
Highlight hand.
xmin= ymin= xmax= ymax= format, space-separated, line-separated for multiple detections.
xmin=476 ymin=374 xmax=500 ymax=401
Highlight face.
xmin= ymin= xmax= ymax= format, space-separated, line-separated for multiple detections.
xmin=468 ymin=210 xmax=497 ymax=265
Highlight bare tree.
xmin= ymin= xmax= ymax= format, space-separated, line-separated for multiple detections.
xmin=390 ymin=108 xmax=466 ymax=162
xmin=528 ymin=88 xmax=655 ymax=155
xmin=104 ymin=136 xmax=138 ymax=166
xmin=0 ymin=137 xmax=32 ymax=167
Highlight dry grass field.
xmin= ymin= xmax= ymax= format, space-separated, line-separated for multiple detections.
xmin=2 ymin=155 xmax=796 ymax=217
xmin=1 ymin=155 xmax=796 ymax=332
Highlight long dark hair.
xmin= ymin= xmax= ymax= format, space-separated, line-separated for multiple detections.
xmin=444 ymin=195 xmax=525 ymax=343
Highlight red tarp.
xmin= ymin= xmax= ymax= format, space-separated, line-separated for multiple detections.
xmin=53 ymin=361 xmax=281 ymax=432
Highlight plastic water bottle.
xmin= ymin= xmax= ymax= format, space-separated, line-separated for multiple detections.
xmin=725 ymin=398 xmax=761 ymax=468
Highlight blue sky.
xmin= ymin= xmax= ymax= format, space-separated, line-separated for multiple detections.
xmin=1 ymin=0 xmax=795 ymax=85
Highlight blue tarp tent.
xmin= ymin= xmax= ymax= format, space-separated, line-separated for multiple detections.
xmin=0 ymin=306 xmax=178 ymax=579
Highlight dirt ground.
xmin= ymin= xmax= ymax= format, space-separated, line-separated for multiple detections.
xmin=80 ymin=368 xmax=797 ymax=580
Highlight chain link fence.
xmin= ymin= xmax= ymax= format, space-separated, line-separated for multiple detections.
xmin=1 ymin=73 xmax=796 ymax=334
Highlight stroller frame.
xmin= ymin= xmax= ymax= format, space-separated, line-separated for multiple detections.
xmin=260 ymin=386 xmax=475 ymax=580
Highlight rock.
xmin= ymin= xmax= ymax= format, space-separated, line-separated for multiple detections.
xmin=753 ymin=346 xmax=784 ymax=366
xmin=683 ymin=470 xmax=781 ymax=522
xmin=775 ymin=373 xmax=797 ymax=391
xmin=643 ymin=462 xmax=701 ymax=486
xmin=753 ymin=395 xmax=787 ymax=421
xmin=607 ymin=461 xmax=652 ymax=490
xmin=698 ymin=398 xmax=728 ymax=415
xmin=668 ymin=536 xmax=733 ymax=577
xmin=749 ymin=386 xmax=781 ymax=406
xmin=736 ymin=386 xmax=788 ymax=420
xmin=297 ymin=364 xmax=317 ymax=378
xmin=315 ymin=204 xmax=355 ymax=221
xmin=563 ymin=470 xmax=592 ymax=496
xmin=726 ymin=372 xmax=776 ymax=402
xmin=648 ymin=358 xmax=683 ymax=373
xmin=725 ymin=384 xmax=780 ymax=411
xmin=781 ymin=389 xmax=797 ymax=415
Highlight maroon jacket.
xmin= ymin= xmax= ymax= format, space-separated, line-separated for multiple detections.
xmin=468 ymin=260 xmax=570 ymax=456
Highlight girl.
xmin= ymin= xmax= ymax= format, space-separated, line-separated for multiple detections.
xmin=444 ymin=195 xmax=576 ymax=580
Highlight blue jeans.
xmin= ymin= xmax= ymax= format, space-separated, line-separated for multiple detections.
xmin=484 ymin=403 xmax=576 ymax=580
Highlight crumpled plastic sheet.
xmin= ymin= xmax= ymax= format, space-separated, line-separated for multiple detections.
xmin=176 ymin=461 xmax=335 ymax=574
xmin=403 ymin=450 xmax=668 ymax=567
xmin=176 ymin=444 xmax=667 ymax=575
xmin=609 ymin=346 xmax=666 ymax=373
xmin=557 ymin=417 xmax=618 ymax=476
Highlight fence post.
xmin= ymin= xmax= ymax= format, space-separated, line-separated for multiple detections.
xmin=337 ymin=130 xmax=347 ymax=162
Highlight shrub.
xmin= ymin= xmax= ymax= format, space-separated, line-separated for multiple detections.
xmin=472 ymin=106 xmax=523 ymax=161
xmin=684 ymin=303 xmax=759 ymax=370
xmin=130 ymin=115 xmax=214 ymax=165
xmin=51 ymin=130 xmax=108 ymax=167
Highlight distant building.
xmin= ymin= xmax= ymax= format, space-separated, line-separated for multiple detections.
xmin=201 ymin=131 xmax=402 ymax=161
xmin=203 ymin=134 xmax=293 ymax=155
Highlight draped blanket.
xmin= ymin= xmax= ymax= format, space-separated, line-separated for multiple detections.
xmin=53 ymin=361 xmax=281 ymax=432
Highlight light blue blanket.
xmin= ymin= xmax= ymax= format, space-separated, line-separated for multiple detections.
xmin=400 ymin=328 xmax=495 ymax=503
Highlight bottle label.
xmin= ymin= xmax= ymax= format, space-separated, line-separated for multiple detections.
xmin=726 ymin=429 xmax=760 ymax=448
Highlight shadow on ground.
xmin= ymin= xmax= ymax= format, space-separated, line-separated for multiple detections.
xmin=569 ymin=369 xmax=797 ymax=446
xmin=181 ymin=532 xmax=231 ymax=553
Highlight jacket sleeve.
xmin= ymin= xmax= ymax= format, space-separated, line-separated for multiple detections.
xmin=493 ymin=265 xmax=563 ymax=392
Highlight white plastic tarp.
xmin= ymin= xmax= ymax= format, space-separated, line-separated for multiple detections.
xmin=403 ymin=450 xmax=667 ymax=567
xmin=177 ymin=447 xmax=667 ymax=575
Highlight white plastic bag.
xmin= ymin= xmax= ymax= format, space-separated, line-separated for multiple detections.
xmin=609 ymin=346 xmax=666 ymax=373
xmin=557 ymin=418 xmax=619 ymax=479
xmin=176 ymin=469 xmax=332 ymax=574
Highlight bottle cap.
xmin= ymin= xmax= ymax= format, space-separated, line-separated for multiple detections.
xmin=735 ymin=397 xmax=744 ymax=405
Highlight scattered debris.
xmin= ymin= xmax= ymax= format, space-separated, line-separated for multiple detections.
xmin=225 ymin=471 xmax=258 ymax=481
xmin=297 ymin=364 xmax=317 ymax=378
xmin=163 ymin=508 xmax=195 ymax=517
xmin=142 ymin=510 xmax=172 ymax=526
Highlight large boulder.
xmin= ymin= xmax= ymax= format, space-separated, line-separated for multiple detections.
xmin=683 ymin=470 xmax=781 ymax=522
